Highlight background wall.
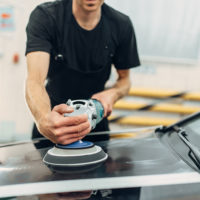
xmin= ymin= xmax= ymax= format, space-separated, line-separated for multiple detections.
xmin=106 ymin=0 xmax=200 ymax=91
xmin=0 ymin=0 xmax=49 ymax=141
xmin=0 ymin=0 xmax=200 ymax=142
xmin=107 ymin=0 xmax=200 ymax=62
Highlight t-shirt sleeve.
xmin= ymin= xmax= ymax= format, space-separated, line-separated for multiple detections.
xmin=113 ymin=17 xmax=140 ymax=70
xmin=25 ymin=6 xmax=53 ymax=55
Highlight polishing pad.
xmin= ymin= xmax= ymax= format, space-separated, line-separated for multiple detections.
xmin=43 ymin=144 xmax=108 ymax=168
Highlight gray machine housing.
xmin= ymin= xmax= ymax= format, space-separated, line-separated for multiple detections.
xmin=65 ymin=99 xmax=103 ymax=129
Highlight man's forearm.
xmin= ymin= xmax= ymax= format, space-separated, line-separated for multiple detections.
xmin=25 ymin=79 xmax=51 ymax=125
xmin=109 ymin=76 xmax=131 ymax=103
xmin=106 ymin=70 xmax=131 ymax=104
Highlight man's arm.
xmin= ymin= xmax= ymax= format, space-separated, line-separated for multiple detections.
xmin=92 ymin=69 xmax=131 ymax=117
xmin=25 ymin=52 xmax=91 ymax=144
xmin=92 ymin=16 xmax=140 ymax=117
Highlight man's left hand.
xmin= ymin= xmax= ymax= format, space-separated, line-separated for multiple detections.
xmin=92 ymin=69 xmax=131 ymax=118
xmin=92 ymin=89 xmax=117 ymax=117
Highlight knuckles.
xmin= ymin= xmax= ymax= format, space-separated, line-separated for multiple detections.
xmin=53 ymin=105 xmax=60 ymax=111
xmin=52 ymin=121 xmax=60 ymax=128
xmin=53 ymin=129 xmax=61 ymax=136
xmin=53 ymin=104 xmax=66 ymax=110
xmin=79 ymin=121 xmax=90 ymax=132
xmin=56 ymin=137 xmax=64 ymax=144
xmin=73 ymin=118 xmax=81 ymax=125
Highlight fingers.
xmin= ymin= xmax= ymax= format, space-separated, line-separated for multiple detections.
xmin=52 ymin=113 xmax=88 ymax=128
xmin=101 ymin=102 xmax=108 ymax=117
xmin=92 ymin=97 xmax=107 ymax=117
xmin=57 ymin=126 xmax=91 ymax=145
xmin=106 ymin=105 xmax=112 ymax=117
xmin=54 ymin=120 xmax=91 ymax=136
xmin=99 ymin=101 xmax=112 ymax=117
xmin=50 ymin=116 xmax=91 ymax=144
xmin=53 ymin=104 xmax=73 ymax=114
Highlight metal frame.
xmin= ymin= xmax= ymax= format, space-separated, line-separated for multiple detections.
xmin=0 ymin=172 xmax=200 ymax=198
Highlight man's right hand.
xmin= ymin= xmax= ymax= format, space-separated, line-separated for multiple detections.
xmin=37 ymin=104 xmax=91 ymax=145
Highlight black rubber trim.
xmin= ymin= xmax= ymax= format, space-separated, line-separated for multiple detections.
xmin=157 ymin=111 xmax=200 ymax=133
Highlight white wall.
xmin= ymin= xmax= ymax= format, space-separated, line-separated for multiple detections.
xmin=131 ymin=62 xmax=200 ymax=91
xmin=0 ymin=0 xmax=50 ymax=142
xmin=106 ymin=0 xmax=200 ymax=93
xmin=106 ymin=0 xmax=200 ymax=62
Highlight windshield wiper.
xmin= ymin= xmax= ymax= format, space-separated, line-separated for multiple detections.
xmin=174 ymin=126 xmax=200 ymax=169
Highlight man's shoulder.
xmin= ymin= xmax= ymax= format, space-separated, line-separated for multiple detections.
xmin=35 ymin=0 xmax=69 ymax=17
xmin=37 ymin=0 xmax=66 ymax=9
xmin=103 ymin=3 xmax=130 ymax=24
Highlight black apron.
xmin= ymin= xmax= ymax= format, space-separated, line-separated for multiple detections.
xmin=32 ymin=0 xmax=115 ymax=141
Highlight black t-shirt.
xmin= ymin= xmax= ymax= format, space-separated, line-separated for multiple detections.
xmin=68 ymin=14 xmax=105 ymax=72
xmin=26 ymin=0 xmax=140 ymax=72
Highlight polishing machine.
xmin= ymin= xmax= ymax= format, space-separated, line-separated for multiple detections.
xmin=43 ymin=99 xmax=108 ymax=169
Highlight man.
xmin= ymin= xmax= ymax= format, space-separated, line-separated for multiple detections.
xmin=25 ymin=0 xmax=140 ymax=145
